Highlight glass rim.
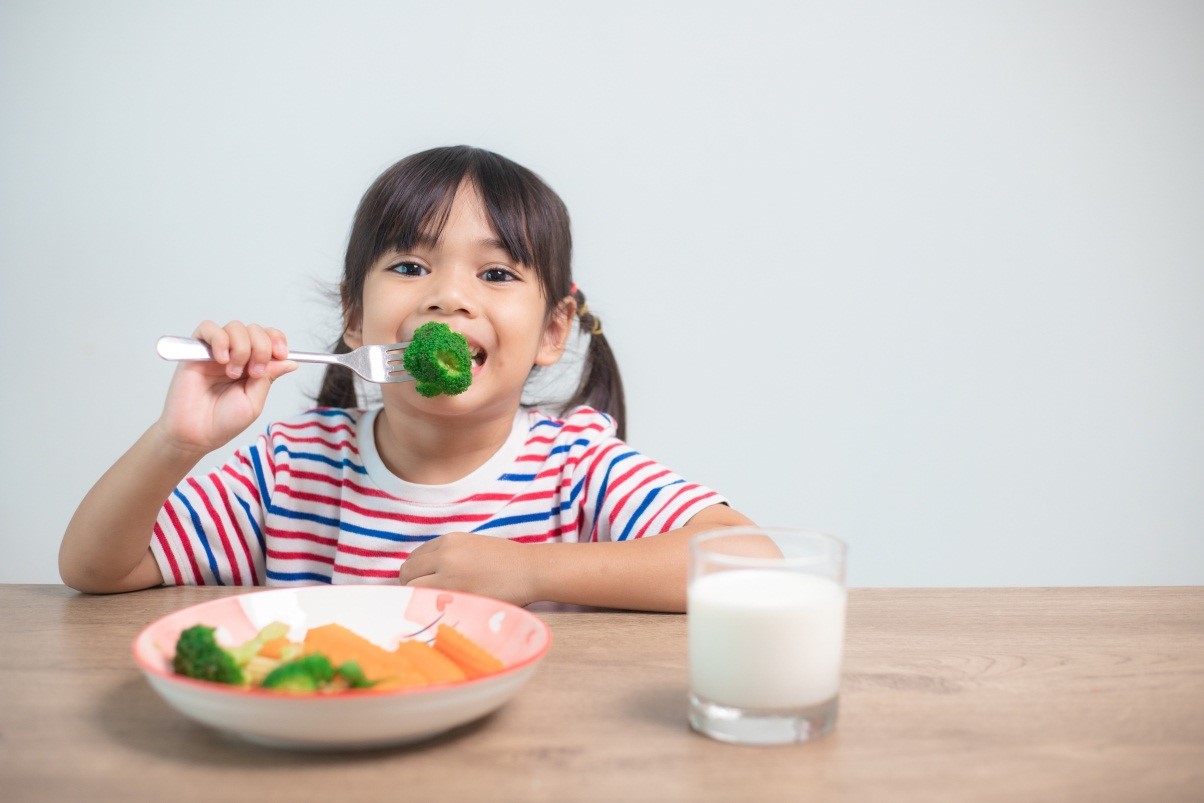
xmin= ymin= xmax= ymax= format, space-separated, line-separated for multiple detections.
xmin=690 ymin=525 xmax=847 ymax=569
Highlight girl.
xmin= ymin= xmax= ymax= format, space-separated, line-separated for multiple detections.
xmin=59 ymin=146 xmax=752 ymax=611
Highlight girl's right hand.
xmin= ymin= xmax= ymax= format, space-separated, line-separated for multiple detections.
xmin=154 ymin=320 xmax=297 ymax=455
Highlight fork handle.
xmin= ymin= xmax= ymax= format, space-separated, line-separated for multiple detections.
xmin=156 ymin=336 xmax=339 ymax=365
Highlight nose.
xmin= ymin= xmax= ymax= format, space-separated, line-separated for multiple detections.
xmin=423 ymin=268 xmax=476 ymax=317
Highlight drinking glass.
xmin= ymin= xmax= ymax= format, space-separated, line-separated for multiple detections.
xmin=688 ymin=526 xmax=848 ymax=745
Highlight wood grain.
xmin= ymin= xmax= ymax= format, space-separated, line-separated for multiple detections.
xmin=1 ymin=585 xmax=1200 ymax=802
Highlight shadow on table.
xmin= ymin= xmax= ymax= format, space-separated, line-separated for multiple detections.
xmin=623 ymin=681 xmax=689 ymax=732
xmin=95 ymin=677 xmax=492 ymax=766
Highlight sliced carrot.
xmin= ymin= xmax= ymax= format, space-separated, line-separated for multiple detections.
xmin=258 ymin=636 xmax=297 ymax=660
xmin=303 ymin=623 xmax=425 ymax=686
xmin=433 ymin=624 xmax=504 ymax=679
xmin=393 ymin=639 xmax=468 ymax=684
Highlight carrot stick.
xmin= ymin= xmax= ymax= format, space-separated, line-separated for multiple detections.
xmin=394 ymin=639 xmax=468 ymax=684
xmin=304 ymin=623 xmax=425 ymax=686
xmin=433 ymin=624 xmax=504 ymax=679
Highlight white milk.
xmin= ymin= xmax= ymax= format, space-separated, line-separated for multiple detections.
xmin=688 ymin=569 xmax=846 ymax=709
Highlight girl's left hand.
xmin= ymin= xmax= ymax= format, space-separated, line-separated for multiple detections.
xmin=399 ymin=532 xmax=537 ymax=607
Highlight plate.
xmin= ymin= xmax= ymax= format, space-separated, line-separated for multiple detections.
xmin=132 ymin=585 xmax=551 ymax=749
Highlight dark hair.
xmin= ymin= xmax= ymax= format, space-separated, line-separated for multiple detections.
xmin=316 ymin=146 xmax=626 ymax=438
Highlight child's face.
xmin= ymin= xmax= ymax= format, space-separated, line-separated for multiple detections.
xmin=346 ymin=182 xmax=573 ymax=416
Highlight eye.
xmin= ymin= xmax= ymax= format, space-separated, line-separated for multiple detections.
xmin=482 ymin=266 xmax=518 ymax=282
xmin=389 ymin=261 xmax=428 ymax=277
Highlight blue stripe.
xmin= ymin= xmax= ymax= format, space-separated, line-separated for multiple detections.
xmin=172 ymin=488 xmax=224 ymax=585
xmin=235 ymin=495 xmax=264 ymax=555
xmin=499 ymin=472 xmax=537 ymax=482
xmin=263 ymin=502 xmax=435 ymax=543
xmin=311 ymin=408 xmax=357 ymax=422
xmin=532 ymin=419 xmax=563 ymax=430
xmin=272 ymin=444 xmax=368 ymax=474
xmin=592 ymin=449 xmax=638 ymax=530
xmin=549 ymin=437 xmax=591 ymax=457
xmin=265 ymin=569 xmax=332 ymax=583
xmin=249 ymin=446 xmax=271 ymax=508
xmin=473 ymin=509 xmax=554 ymax=532
xmin=619 ymin=479 xmax=683 ymax=541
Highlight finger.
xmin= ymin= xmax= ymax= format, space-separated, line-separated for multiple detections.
xmin=398 ymin=550 xmax=435 ymax=585
xmin=193 ymin=320 xmax=230 ymax=363
xmin=403 ymin=574 xmax=442 ymax=588
xmin=223 ymin=321 xmax=251 ymax=379
xmin=264 ymin=360 xmax=297 ymax=382
xmin=406 ymin=536 xmax=441 ymax=559
xmin=246 ymin=325 xmax=273 ymax=378
xmin=264 ymin=327 xmax=290 ymax=361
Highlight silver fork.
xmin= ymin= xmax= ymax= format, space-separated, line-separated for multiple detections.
xmin=155 ymin=335 xmax=414 ymax=384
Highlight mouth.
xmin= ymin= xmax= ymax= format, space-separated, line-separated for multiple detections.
xmin=467 ymin=341 xmax=487 ymax=371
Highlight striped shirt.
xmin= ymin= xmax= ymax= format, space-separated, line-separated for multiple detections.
xmin=150 ymin=405 xmax=726 ymax=586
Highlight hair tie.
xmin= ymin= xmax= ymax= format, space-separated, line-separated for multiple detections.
xmin=569 ymin=282 xmax=579 ymax=296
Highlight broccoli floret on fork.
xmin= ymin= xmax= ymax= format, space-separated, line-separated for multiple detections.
xmin=403 ymin=321 xmax=474 ymax=397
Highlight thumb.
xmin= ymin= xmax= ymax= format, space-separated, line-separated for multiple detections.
xmin=243 ymin=361 xmax=296 ymax=408
xmin=265 ymin=360 xmax=298 ymax=382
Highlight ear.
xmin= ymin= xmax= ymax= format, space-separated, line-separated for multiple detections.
xmin=534 ymin=296 xmax=576 ymax=367
xmin=342 ymin=302 xmax=364 ymax=349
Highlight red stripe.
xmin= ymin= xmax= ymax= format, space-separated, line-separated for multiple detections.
xmin=222 ymin=462 xmax=260 ymax=503
xmin=274 ymin=419 xmax=355 ymax=436
xmin=278 ymin=466 xmax=402 ymax=499
xmin=212 ymin=479 xmax=259 ymax=585
xmin=661 ymin=491 xmax=719 ymax=533
xmin=276 ymin=430 xmax=360 ymax=455
xmin=265 ymin=527 xmax=339 ymax=548
xmin=262 ymin=441 xmax=276 ymax=476
xmin=467 ymin=493 xmax=516 ymax=503
xmin=584 ymin=441 xmax=625 ymax=542
xmin=332 ymin=565 xmax=399 ymax=578
xmin=507 ymin=488 xmax=556 ymax=504
xmin=187 ymin=478 xmax=243 ymax=585
xmin=337 ymin=543 xmax=413 ymax=559
xmin=267 ymin=548 xmax=334 ymax=565
xmin=636 ymin=486 xmax=716 ymax=539
xmin=511 ymin=520 xmax=578 ymax=543
xmin=153 ymin=523 xmax=184 ymax=585
xmin=522 ymin=421 xmax=604 ymax=447
xmin=164 ymin=502 xmax=205 ymax=585
xmin=606 ymin=463 xmax=667 ymax=526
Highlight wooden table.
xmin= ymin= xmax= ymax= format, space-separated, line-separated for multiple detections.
xmin=1 ymin=585 xmax=1201 ymax=802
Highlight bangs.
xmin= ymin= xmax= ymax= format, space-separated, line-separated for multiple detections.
xmin=363 ymin=148 xmax=543 ymax=270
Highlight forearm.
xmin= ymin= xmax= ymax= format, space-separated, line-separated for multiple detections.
xmin=529 ymin=506 xmax=754 ymax=612
xmin=59 ymin=423 xmax=203 ymax=593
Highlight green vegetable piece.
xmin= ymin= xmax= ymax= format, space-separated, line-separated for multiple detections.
xmin=336 ymin=660 xmax=377 ymax=689
xmin=172 ymin=625 xmax=244 ymax=685
xmin=261 ymin=653 xmax=335 ymax=692
xmin=403 ymin=322 xmax=473 ymax=397
xmin=228 ymin=621 xmax=290 ymax=666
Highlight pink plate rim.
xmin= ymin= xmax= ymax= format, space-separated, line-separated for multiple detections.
xmin=131 ymin=585 xmax=552 ymax=701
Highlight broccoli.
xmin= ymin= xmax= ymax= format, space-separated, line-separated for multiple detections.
xmin=334 ymin=660 xmax=377 ymax=689
xmin=261 ymin=654 xmax=335 ymax=692
xmin=403 ymin=321 xmax=473 ymax=397
xmin=172 ymin=622 xmax=289 ymax=686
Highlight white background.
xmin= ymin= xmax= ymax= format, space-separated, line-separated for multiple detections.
xmin=2 ymin=1 xmax=1201 ymax=587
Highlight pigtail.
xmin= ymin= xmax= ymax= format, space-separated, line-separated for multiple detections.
xmin=315 ymin=338 xmax=358 ymax=408
xmin=562 ymin=287 xmax=627 ymax=440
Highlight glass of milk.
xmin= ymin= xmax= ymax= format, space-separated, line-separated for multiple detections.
xmin=688 ymin=526 xmax=847 ymax=745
